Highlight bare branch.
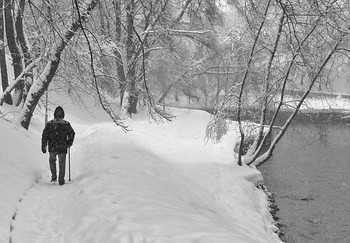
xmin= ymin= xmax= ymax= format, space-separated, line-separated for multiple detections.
xmin=73 ymin=0 xmax=129 ymax=132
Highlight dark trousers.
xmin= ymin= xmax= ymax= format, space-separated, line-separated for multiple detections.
xmin=49 ymin=152 xmax=66 ymax=183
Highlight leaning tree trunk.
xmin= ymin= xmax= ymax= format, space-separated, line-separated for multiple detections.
xmin=247 ymin=26 xmax=347 ymax=167
xmin=18 ymin=0 xmax=99 ymax=129
xmin=0 ymin=0 xmax=12 ymax=104
xmin=4 ymin=0 xmax=24 ymax=106
xmin=236 ymin=0 xmax=272 ymax=166
xmin=249 ymin=13 xmax=285 ymax=158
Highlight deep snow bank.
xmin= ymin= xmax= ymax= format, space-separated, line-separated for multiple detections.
xmin=0 ymin=105 xmax=281 ymax=243
xmin=0 ymin=118 xmax=45 ymax=243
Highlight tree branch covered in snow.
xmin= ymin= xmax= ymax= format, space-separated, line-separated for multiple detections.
xmin=73 ymin=0 xmax=129 ymax=132
xmin=17 ymin=0 xmax=99 ymax=129
xmin=208 ymin=0 xmax=350 ymax=167
xmin=0 ymin=54 xmax=45 ymax=106
xmin=133 ymin=26 xmax=175 ymax=122
xmin=143 ymin=29 xmax=212 ymax=36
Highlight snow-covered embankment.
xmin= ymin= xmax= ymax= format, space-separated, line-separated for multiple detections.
xmin=0 ymin=107 xmax=282 ymax=243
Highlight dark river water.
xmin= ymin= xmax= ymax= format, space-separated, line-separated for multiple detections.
xmin=259 ymin=122 xmax=350 ymax=243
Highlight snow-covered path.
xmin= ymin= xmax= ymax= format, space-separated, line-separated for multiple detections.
xmin=11 ymin=179 xmax=73 ymax=243
xmin=3 ymin=108 xmax=281 ymax=243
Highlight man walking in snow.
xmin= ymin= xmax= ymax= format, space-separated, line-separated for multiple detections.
xmin=41 ymin=106 xmax=75 ymax=185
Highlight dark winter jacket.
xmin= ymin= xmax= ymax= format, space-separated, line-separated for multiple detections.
xmin=42 ymin=118 xmax=75 ymax=154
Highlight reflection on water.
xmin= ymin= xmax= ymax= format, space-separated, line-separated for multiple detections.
xmin=260 ymin=122 xmax=350 ymax=243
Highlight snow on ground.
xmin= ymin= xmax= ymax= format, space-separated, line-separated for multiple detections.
xmin=0 ymin=96 xmax=282 ymax=243
xmin=0 ymin=114 xmax=44 ymax=243
xmin=277 ymin=93 xmax=350 ymax=111
xmin=300 ymin=96 xmax=350 ymax=110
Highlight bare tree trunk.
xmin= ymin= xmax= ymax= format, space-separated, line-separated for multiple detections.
xmin=158 ymin=82 xmax=175 ymax=104
xmin=249 ymin=27 xmax=347 ymax=167
xmin=124 ymin=0 xmax=137 ymax=115
xmin=244 ymin=10 xmax=324 ymax=165
xmin=15 ymin=0 xmax=33 ymax=104
xmin=236 ymin=0 xmax=272 ymax=166
xmin=122 ymin=0 xmax=168 ymax=115
xmin=15 ymin=0 xmax=29 ymax=66
xmin=0 ymin=0 xmax=12 ymax=104
xmin=249 ymin=13 xmax=285 ymax=158
xmin=112 ymin=0 xmax=126 ymax=106
xmin=214 ymin=62 xmax=221 ymax=106
xmin=98 ymin=1 xmax=106 ymax=35
xmin=4 ymin=0 xmax=24 ymax=106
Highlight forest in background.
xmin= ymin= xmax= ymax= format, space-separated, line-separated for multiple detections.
xmin=1 ymin=0 xmax=350 ymax=166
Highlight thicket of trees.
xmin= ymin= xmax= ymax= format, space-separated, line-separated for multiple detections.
xmin=1 ymin=0 xmax=350 ymax=166
xmin=207 ymin=0 xmax=350 ymax=166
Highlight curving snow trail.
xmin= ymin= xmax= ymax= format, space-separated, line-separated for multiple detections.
xmin=11 ymin=179 xmax=74 ymax=243
xmin=6 ymin=109 xmax=281 ymax=243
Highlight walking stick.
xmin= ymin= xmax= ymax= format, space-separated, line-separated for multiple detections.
xmin=68 ymin=147 xmax=71 ymax=181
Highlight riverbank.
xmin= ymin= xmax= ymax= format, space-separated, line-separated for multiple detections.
xmin=204 ymin=107 xmax=350 ymax=125
xmin=167 ymin=93 xmax=350 ymax=242
xmin=260 ymin=122 xmax=350 ymax=243
xmin=0 ymin=106 xmax=283 ymax=243
xmin=258 ymin=183 xmax=285 ymax=241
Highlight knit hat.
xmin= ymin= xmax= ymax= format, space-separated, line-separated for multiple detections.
xmin=54 ymin=106 xmax=65 ymax=119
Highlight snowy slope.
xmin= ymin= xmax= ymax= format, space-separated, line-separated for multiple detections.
xmin=0 ymin=100 xmax=281 ymax=243
xmin=0 ymin=113 xmax=45 ymax=243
